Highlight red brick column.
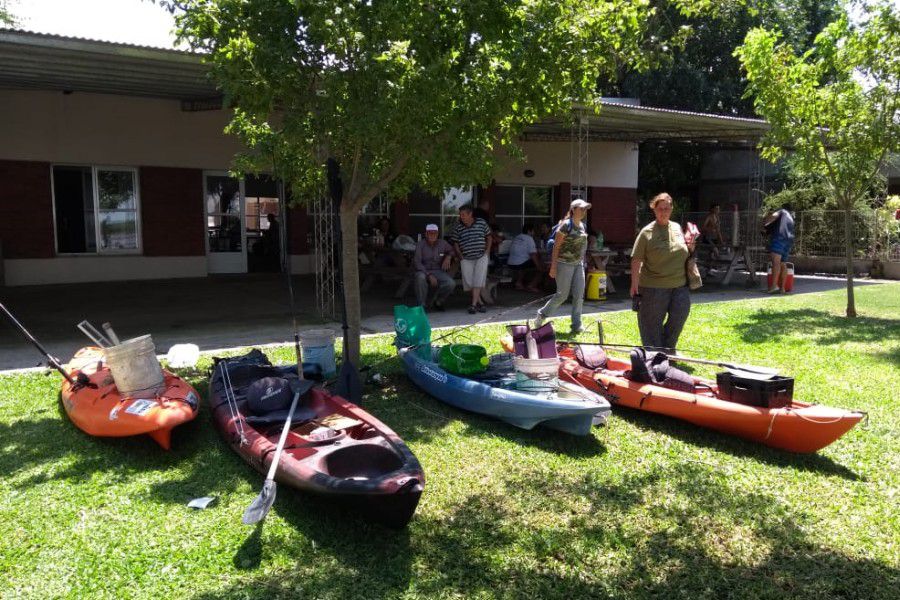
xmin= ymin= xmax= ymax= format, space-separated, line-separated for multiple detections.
xmin=0 ymin=160 xmax=54 ymax=258
xmin=140 ymin=167 xmax=205 ymax=256
xmin=479 ymin=182 xmax=496 ymax=219
xmin=391 ymin=201 xmax=410 ymax=235
xmin=287 ymin=203 xmax=310 ymax=254
xmin=589 ymin=187 xmax=637 ymax=246
xmin=557 ymin=182 xmax=571 ymax=220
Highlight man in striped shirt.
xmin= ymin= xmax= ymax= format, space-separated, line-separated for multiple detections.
xmin=451 ymin=204 xmax=492 ymax=314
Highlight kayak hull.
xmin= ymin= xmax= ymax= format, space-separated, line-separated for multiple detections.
xmin=209 ymin=351 xmax=424 ymax=529
xmin=60 ymin=347 xmax=199 ymax=449
xmin=558 ymin=347 xmax=863 ymax=453
xmin=400 ymin=347 xmax=610 ymax=436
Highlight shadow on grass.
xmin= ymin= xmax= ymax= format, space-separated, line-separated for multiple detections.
xmin=611 ymin=406 xmax=861 ymax=480
xmin=735 ymin=308 xmax=900 ymax=350
xmin=192 ymin=486 xmax=416 ymax=599
xmin=193 ymin=462 xmax=897 ymax=599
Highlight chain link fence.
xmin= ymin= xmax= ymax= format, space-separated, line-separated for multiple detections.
xmin=634 ymin=208 xmax=900 ymax=262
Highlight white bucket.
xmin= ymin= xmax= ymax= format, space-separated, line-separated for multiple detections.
xmin=513 ymin=356 xmax=559 ymax=393
xmin=104 ymin=335 xmax=165 ymax=398
xmin=299 ymin=329 xmax=337 ymax=378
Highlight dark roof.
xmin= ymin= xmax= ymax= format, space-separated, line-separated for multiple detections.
xmin=0 ymin=29 xmax=768 ymax=142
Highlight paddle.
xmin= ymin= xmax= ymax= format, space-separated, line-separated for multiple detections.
xmin=597 ymin=341 xmax=780 ymax=377
xmin=327 ymin=157 xmax=363 ymax=405
xmin=242 ymin=388 xmax=301 ymax=525
xmin=0 ymin=301 xmax=92 ymax=388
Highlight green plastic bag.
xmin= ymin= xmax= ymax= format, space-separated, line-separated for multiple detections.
xmin=394 ymin=305 xmax=432 ymax=360
xmin=438 ymin=344 xmax=489 ymax=376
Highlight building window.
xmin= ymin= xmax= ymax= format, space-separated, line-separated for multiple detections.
xmin=53 ymin=166 xmax=140 ymax=254
xmin=407 ymin=187 xmax=476 ymax=238
xmin=493 ymin=185 xmax=555 ymax=236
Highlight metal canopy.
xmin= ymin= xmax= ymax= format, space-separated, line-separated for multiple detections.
xmin=0 ymin=28 xmax=215 ymax=100
xmin=524 ymin=102 xmax=769 ymax=144
xmin=0 ymin=29 xmax=769 ymax=141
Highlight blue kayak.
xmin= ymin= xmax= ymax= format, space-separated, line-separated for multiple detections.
xmin=399 ymin=347 xmax=611 ymax=436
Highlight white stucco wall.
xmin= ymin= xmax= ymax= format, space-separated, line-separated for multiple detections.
xmin=0 ymin=90 xmax=243 ymax=169
xmin=492 ymin=140 xmax=639 ymax=188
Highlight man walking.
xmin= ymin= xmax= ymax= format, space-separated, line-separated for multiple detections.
xmin=452 ymin=204 xmax=492 ymax=314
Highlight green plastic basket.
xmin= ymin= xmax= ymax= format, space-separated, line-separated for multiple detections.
xmin=438 ymin=344 xmax=489 ymax=376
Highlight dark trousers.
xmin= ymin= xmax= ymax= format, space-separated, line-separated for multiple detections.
xmin=637 ymin=285 xmax=691 ymax=353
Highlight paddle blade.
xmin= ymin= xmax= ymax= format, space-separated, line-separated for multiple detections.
xmin=242 ymin=479 xmax=276 ymax=525
xmin=335 ymin=360 xmax=363 ymax=406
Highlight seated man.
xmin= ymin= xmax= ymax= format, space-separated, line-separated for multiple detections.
xmin=507 ymin=223 xmax=544 ymax=292
xmin=413 ymin=223 xmax=455 ymax=310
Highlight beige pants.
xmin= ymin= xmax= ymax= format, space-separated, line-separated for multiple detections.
xmin=460 ymin=254 xmax=489 ymax=290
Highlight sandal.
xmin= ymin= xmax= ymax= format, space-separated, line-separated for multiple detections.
xmin=476 ymin=304 xmax=487 ymax=313
xmin=468 ymin=305 xmax=477 ymax=314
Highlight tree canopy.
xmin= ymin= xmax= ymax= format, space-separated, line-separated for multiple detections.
xmin=614 ymin=0 xmax=841 ymax=116
xmin=736 ymin=0 xmax=900 ymax=317
xmin=1 ymin=1 xmax=16 ymax=26
xmin=166 ymin=0 xmax=730 ymax=361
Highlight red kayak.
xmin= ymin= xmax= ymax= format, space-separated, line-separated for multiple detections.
xmin=209 ymin=350 xmax=424 ymax=528
xmin=557 ymin=344 xmax=864 ymax=453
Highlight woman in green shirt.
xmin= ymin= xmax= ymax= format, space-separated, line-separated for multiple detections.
xmin=534 ymin=198 xmax=591 ymax=334
xmin=630 ymin=193 xmax=694 ymax=353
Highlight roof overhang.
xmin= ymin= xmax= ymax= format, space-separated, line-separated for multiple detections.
xmin=523 ymin=102 xmax=769 ymax=145
xmin=0 ymin=29 xmax=769 ymax=143
xmin=0 ymin=28 xmax=216 ymax=100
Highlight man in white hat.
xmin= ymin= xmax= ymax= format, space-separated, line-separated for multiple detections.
xmin=412 ymin=223 xmax=456 ymax=310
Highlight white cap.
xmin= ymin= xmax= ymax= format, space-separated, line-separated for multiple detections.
xmin=570 ymin=198 xmax=592 ymax=210
xmin=425 ymin=223 xmax=439 ymax=232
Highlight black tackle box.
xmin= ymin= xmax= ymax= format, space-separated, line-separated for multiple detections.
xmin=716 ymin=372 xmax=794 ymax=408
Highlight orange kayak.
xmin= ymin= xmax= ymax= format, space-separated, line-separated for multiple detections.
xmin=61 ymin=347 xmax=199 ymax=449
xmin=556 ymin=345 xmax=864 ymax=453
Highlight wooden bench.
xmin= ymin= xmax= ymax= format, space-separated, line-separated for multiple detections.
xmin=694 ymin=244 xmax=757 ymax=286
xmin=393 ymin=271 xmax=512 ymax=304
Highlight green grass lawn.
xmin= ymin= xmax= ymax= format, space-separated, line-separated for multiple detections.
xmin=1 ymin=284 xmax=898 ymax=599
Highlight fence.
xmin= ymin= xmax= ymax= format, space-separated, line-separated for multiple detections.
xmin=635 ymin=208 xmax=899 ymax=262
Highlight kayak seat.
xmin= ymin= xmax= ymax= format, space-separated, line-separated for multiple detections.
xmin=509 ymin=323 xmax=557 ymax=359
xmin=574 ymin=344 xmax=608 ymax=369
xmin=245 ymin=406 xmax=317 ymax=427
xmin=628 ymin=348 xmax=696 ymax=393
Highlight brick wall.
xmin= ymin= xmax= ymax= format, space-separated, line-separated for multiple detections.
xmin=0 ymin=160 xmax=55 ymax=258
xmin=589 ymin=186 xmax=637 ymax=245
xmin=140 ymin=167 xmax=205 ymax=256
xmin=287 ymin=204 xmax=310 ymax=254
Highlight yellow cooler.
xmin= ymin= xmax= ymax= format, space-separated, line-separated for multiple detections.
xmin=586 ymin=271 xmax=607 ymax=300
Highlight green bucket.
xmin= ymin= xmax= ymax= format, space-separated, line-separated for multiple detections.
xmin=438 ymin=344 xmax=489 ymax=376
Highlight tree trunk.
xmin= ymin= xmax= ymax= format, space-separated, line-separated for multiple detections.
xmin=339 ymin=205 xmax=362 ymax=364
xmin=844 ymin=208 xmax=857 ymax=318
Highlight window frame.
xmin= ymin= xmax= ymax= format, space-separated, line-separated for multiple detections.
xmin=50 ymin=164 xmax=143 ymax=256
xmin=407 ymin=187 xmax=478 ymax=237
xmin=493 ymin=184 xmax=555 ymax=235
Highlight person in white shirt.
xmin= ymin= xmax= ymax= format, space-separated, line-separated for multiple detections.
xmin=507 ymin=223 xmax=544 ymax=292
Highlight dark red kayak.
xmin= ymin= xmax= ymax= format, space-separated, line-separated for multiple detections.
xmin=208 ymin=350 xmax=424 ymax=528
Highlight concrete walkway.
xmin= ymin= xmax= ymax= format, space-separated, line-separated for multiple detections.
xmin=0 ymin=272 xmax=885 ymax=372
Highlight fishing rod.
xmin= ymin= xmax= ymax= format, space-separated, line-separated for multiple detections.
xmin=583 ymin=340 xmax=779 ymax=376
xmin=0 ymin=301 xmax=92 ymax=388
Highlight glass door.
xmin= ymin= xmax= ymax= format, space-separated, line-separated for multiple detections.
xmin=204 ymin=172 xmax=247 ymax=273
